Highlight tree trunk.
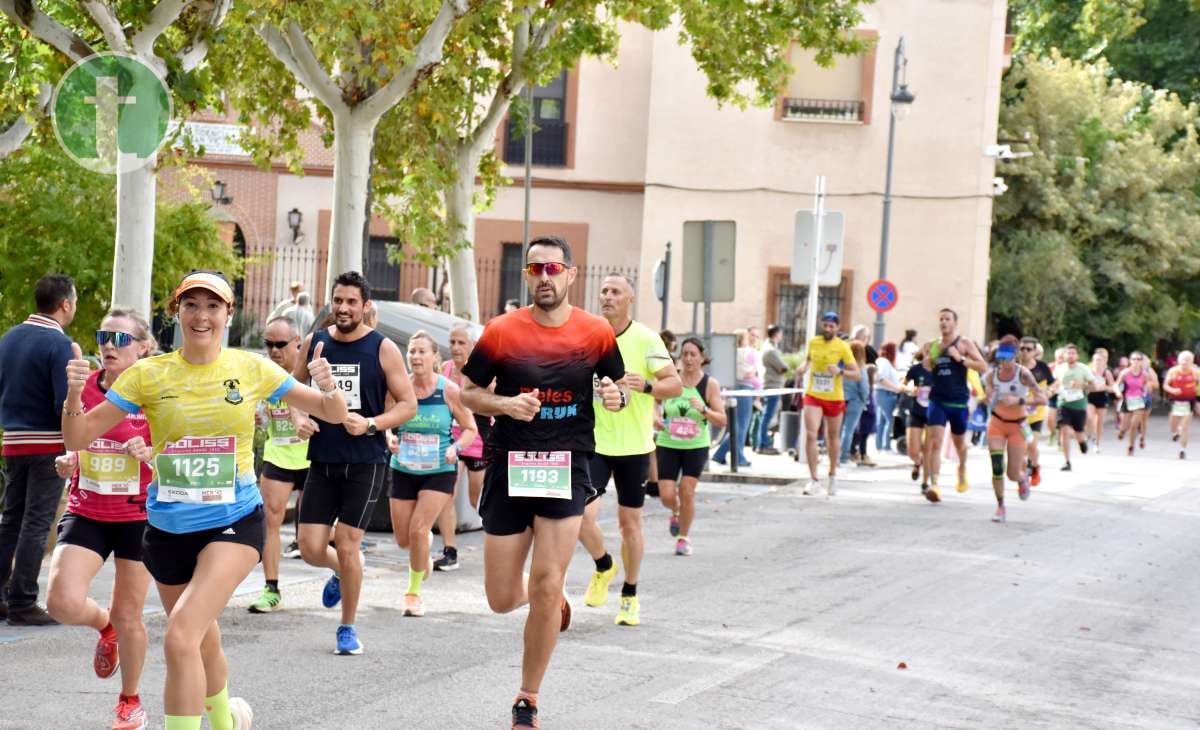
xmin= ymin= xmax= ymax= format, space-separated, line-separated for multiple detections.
xmin=112 ymin=161 xmax=156 ymax=313
xmin=445 ymin=147 xmax=481 ymax=321
xmin=327 ymin=115 xmax=378 ymax=290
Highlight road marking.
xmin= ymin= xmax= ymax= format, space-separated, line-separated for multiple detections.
xmin=649 ymin=651 xmax=783 ymax=705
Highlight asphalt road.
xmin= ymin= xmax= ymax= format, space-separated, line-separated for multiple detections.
xmin=3 ymin=414 xmax=1199 ymax=729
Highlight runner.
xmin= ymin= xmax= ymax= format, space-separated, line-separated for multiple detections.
xmin=656 ymin=338 xmax=725 ymax=557
xmin=63 ymin=271 xmax=348 ymax=730
xmin=1018 ymin=337 xmax=1054 ymax=486
xmin=1046 ymin=347 xmax=1065 ymax=446
xmin=1086 ymin=348 xmax=1117 ymax=453
xmin=432 ymin=322 xmax=490 ymax=571
xmin=580 ymin=274 xmax=680 ymax=626
xmin=1052 ymin=343 xmax=1098 ymax=470
xmin=902 ymin=343 xmax=933 ymax=490
xmin=797 ymin=312 xmax=861 ymax=497
xmin=47 ymin=308 xmax=153 ymax=730
xmin=293 ymin=271 xmax=417 ymax=656
xmin=923 ymin=308 xmax=988 ymax=502
xmin=458 ymin=236 xmax=625 ymax=729
xmin=1115 ymin=351 xmax=1158 ymax=456
xmin=247 ymin=317 xmax=315 ymax=614
xmin=982 ymin=336 xmax=1045 ymax=523
xmin=386 ymin=331 xmax=476 ymax=617
xmin=1164 ymin=351 xmax=1197 ymax=459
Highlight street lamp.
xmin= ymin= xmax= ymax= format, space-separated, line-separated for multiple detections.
xmin=210 ymin=180 xmax=231 ymax=205
xmin=287 ymin=207 xmax=303 ymax=243
xmin=873 ymin=37 xmax=915 ymax=349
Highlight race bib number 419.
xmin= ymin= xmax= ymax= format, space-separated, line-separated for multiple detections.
xmin=507 ymin=451 xmax=571 ymax=499
xmin=154 ymin=436 xmax=237 ymax=504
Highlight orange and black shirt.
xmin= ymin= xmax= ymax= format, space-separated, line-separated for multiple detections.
xmin=462 ymin=307 xmax=624 ymax=454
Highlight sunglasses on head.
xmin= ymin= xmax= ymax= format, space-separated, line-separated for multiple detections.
xmin=525 ymin=262 xmax=569 ymax=276
xmin=263 ymin=339 xmax=293 ymax=350
xmin=95 ymin=330 xmax=136 ymax=348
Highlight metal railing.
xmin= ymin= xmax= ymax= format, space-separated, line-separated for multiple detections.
xmin=781 ymin=98 xmax=864 ymax=123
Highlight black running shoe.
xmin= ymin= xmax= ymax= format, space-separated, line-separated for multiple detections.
xmin=512 ymin=697 xmax=539 ymax=728
xmin=433 ymin=549 xmax=460 ymax=572
xmin=1061 ymin=462 xmax=1072 ymax=472
xmin=1079 ymin=440 xmax=1089 ymax=454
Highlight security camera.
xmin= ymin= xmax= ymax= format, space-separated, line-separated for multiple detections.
xmin=984 ymin=144 xmax=1014 ymax=160
xmin=992 ymin=177 xmax=1009 ymax=196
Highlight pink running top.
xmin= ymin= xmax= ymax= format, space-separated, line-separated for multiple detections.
xmin=441 ymin=360 xmax=484 ymax=459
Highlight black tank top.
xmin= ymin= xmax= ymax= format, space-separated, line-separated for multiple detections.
xmin=306 ymin=328 xmax=389 ymax=464
xmin=930 ymin=336 xmax=970 ymax=405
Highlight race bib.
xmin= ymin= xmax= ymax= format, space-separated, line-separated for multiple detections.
xmin=154 ymin=436 xmax=237 ymax=504
xmin=79 ymin=438 xmax=140 ymax=496
xmin=916 ymin=386 xmax=931 ymax=408
xmin=331 ymin=364 xmax=362 ymax=410
xmin=1125 ymin=396 xmax=1145 ymax=411
xmin=268 ymin=407 xmax=301 ymax=446
xmin=812 ymin=373 xmax=835 ymax=395
xmin=398 ymin=432 xmax=440 ymax=471
xmin=1062 ymin=387 xmax=1084 ymax=402
xmin=668 ymin=417 xmax=700 ymax=440
xmin=507 ymin=451 xmax=571 ymax=499
xmin=1171 ymin=401 xmax=1192 ymax=417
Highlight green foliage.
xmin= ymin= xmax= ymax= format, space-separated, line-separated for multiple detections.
xmin=0 ymin=138 xmax=240 ymax=342
xmin=989 ymin=54 xmax=1200 ymax=352
xmin=1011 ymin=0 xmax=1200 ymax=104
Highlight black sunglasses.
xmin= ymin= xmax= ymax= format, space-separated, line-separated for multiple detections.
xmin=263 ymin=339 xmax=294 ymax=350
xmin=525 ymin=262 xmax=569 ymax=276
xmin=95 ymin=330 xmax=136 ymax=347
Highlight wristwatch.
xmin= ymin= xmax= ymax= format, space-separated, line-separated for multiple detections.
xmin=366 ymin=417 xmax=378 ymax=436
xmin=642 ymin=381 xmax=653 ymax=394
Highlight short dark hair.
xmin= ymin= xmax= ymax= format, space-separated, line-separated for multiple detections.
xmin=939 ymin=308 xmax=958 ymax=321
xmin=333 ymin=271 xmax=371 ymax=301
xmin=35 ymin=274 xmax=75 ymax=314
xmin=766 ymin=324 xmax=782 ymax=339
xmin=1020 ymin=336 xmax=1039 ymax=346
xmin=1065 ymin=342 xmax=1078 ymax=351
xmin=904 ymin=328 xmax=917 ymax=342
xmin=527 ymin=236 xmax=573 ymax=265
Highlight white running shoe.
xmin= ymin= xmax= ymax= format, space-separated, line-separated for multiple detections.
xmin=826 ymin=476 xmax=837 ymax=497
xmin=803 ymin=479 xmax=823 ymax=496
xmin=229 ymin=697 xmax=253 ymax=730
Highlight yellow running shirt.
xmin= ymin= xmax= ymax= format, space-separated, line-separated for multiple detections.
xmin=106 ymin=348 xmax=295 ymax=533
xmin=594 ymin=320 xmax=673 ymax=456
xmin=805 ymin=336 xmax=855 ymax=402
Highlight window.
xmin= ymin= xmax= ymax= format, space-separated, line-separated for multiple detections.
xmin=780 ymin=40 xmax=871 ymax=124
xmin=499 ymin=243 xmax=525 ymax=310
xmin=773 ymin=276 xmax=845 ymax=352
xmin=504 ymin=71 xmax=569 ymax=166
xmin=366 ymin=236 xmax=400 ymax=301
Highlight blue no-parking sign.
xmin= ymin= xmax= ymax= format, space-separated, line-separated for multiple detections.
xmin=867 ymin=279 xmax=899 ymax=313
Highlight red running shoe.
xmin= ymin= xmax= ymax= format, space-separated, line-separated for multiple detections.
xmin=94 ymin=625 xmax=119 ymax=679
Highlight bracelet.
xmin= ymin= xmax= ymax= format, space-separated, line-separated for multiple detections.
xmin=62 ymin=406 xmax=85 ymax=417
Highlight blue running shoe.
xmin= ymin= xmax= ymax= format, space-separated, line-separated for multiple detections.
xmin=322 ymin=573 xmax=342 ymax=608
xmin=335 ymin=624 xmax=363 ymax=655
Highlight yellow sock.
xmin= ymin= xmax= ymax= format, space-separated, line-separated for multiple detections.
xmin=408 ymin=568 xmax=425 ymax=595
xmin=165 ymin=716 xmax=202 ymax=730
xmin=204 ymin=685 xmax=233 ymax=730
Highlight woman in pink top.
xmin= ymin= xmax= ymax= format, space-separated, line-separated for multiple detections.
xmin=1116 ymin=351 xmax=1158 ymax=455
xmin=47 ymin=308 xmax=155 ymax=730
xmin=431 ymin=323 xmax=489 ymax=572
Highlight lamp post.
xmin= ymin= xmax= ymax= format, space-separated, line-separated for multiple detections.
xmin=873 ymin=37 xmax=915 ymax=349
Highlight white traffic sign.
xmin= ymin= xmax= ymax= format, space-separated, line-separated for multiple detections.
xmin=791 ymin=210 xmax=845 ymax=287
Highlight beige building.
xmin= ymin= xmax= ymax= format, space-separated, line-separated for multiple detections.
xmin=178 ymin=0 xmax=1011 ymax=350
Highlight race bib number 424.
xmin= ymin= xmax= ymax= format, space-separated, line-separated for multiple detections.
xmin=507 ymin=451 xmax=571 ymax=499
xmin=154 ymin=436 xmax=237 ymax=504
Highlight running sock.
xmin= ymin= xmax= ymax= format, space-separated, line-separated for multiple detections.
xmin=408 ymin=568 xmax=425 ymax=595
xmin=204 ymin=685 xmax=233 ymax=730
xmin=595 ymin=553 xmax=614 ymax=573
xmin=621 ymin=582 xmax=637 ymax=597
xmin=265 ymin=579 xmax=279 ymax=593
xmin=165 ymin=716 xmax=202 ymax=730
xmin=517 ymin=689 xmax=539 ymax=704
xmin=119 ymin=694 xmax=140 ymax=704
xmin=99 ymin=622 xmax=115 ymax=640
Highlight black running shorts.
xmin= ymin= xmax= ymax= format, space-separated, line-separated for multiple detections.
xmin=478 ymin=450 xmax=594 ymax=536
xmin=57 ymin=512 xmax=145 ymax=562
xmin=389 ymin=469 xmax=457 ymax=500
xmin=655 ymin=447 xmax=708 ymax=482
xmin=299 ymin=462 xmax=388 ymax=531
xmin=261 ymin=461 xmax=307 ymax=490
xmin=1057 ymin=407 xmax=1087 ymax=432
xmin=587 ymin=452 xmax=651 ymax=508
xmin=142 ymin=507 xmax=265 ymax=586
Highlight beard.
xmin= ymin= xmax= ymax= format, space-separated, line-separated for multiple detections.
xmin=335 ymin=316 xmax=360 ymax=334
xmin=533 ymin=284 xmax=566 ymax=311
